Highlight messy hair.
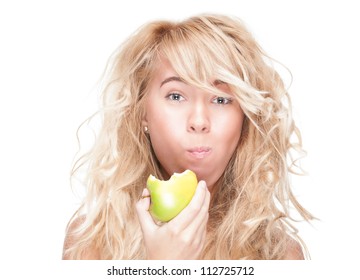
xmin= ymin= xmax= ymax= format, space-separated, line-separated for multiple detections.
xmin=63 ymin=14 xmax=313 ymax=259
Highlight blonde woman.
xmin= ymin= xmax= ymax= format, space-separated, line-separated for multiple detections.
xmin=63 ymin=14 xmax=313 ymax=260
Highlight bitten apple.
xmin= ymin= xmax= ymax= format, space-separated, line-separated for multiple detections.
xmin=146 ymin=170 xmax=198 ymax=222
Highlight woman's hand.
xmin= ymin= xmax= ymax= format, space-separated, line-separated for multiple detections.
xmin=135 ymin=180 xmax=210 ymax=259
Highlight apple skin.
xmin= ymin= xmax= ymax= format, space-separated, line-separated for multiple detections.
xmin=147 ymin=170 xmax=198 ymax=222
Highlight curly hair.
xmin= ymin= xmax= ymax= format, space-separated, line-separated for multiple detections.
xmin=63 ymin=14 xmax=313 ymax=259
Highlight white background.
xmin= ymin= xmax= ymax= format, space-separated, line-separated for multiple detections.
xmin=1 ymin=0 xmax=359 ymax=278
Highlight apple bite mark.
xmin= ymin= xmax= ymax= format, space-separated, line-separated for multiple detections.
xmin=146 ymin=170 xmax=198 ymax=222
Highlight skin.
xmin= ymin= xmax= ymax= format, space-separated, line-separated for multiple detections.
xmin=63 ymin=58 xmax=305 ymax=260
xmin=136 ymin=58 xmax=245 ymax=259
xmin=142 ymin=58 xmax=245 ymax=192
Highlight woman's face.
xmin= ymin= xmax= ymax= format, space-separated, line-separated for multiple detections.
xmin=143 ymin=59 xmax=245 ymax=191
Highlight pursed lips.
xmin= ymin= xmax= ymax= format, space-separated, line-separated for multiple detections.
xmin=186 ymin=147 xmax=212 ymax=159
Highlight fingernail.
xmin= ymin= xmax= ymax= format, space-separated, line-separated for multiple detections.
xmin=140 ymin=188 xmax=150 ymax=199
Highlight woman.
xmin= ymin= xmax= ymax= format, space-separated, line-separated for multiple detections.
xmin=63 ymin=14 xmax=313 ymax=260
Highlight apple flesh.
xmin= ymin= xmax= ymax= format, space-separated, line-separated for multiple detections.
xmin=147 ymin=170 xmax=198 ymax=222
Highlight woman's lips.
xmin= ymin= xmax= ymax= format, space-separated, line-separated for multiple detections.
xmin=187 ymin=147 xmax=212 ymax=159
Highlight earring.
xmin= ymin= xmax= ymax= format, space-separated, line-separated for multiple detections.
xmin=144 ymin=126 xmax=149 ymax=133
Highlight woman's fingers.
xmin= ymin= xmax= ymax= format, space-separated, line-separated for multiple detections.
xmin=186 ymin=184 xmax=210 ymax=232
xmin=168 ymin=180 xmax=210 ymax=232
xmin=177 ymin=182 xmax=210 ymax=248
xmin=136 ymin=183 xmax=210 ymax=259
xmin=135 ymin=188 xmax=157 ymax=233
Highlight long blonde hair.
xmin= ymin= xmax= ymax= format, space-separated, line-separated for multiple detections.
xmin=64 ymin=14 xmax=313 ymax=259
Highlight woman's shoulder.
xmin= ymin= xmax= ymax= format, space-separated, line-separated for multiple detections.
xmin=282 ymin=236 xmax=304 ymax=260
xmin=62 ymin=215 xmax=100 ymax=260
xmin=270 ymin=227 xmax=305 ymax=260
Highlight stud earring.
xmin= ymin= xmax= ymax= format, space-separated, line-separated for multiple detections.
xmin=144 ymin=126 xmax=149 ymax=133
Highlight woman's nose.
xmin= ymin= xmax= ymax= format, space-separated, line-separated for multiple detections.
xmin=187 ymin=101 xmax=210 ymax=133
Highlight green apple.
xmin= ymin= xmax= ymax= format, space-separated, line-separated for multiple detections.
xmin=147 ymin=170 xmax=198 ymax=222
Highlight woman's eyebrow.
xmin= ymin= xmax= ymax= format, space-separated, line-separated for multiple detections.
xmin=160 ymin=76 xmax=185 ymax=87
xmin=213 ymin=79 xmax=226 ymax=86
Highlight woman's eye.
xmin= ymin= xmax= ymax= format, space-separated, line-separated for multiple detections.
xmin=166 ymin=93 xmax=184 ymax=102
xmin=212 ymin=96 xmax=232 ymax=105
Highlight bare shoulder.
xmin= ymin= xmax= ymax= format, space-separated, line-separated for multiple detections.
xmin=282 ymin=237 xmax=304 ymax=260
xmin=62 ymin=215 xmax=100 ymax=260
